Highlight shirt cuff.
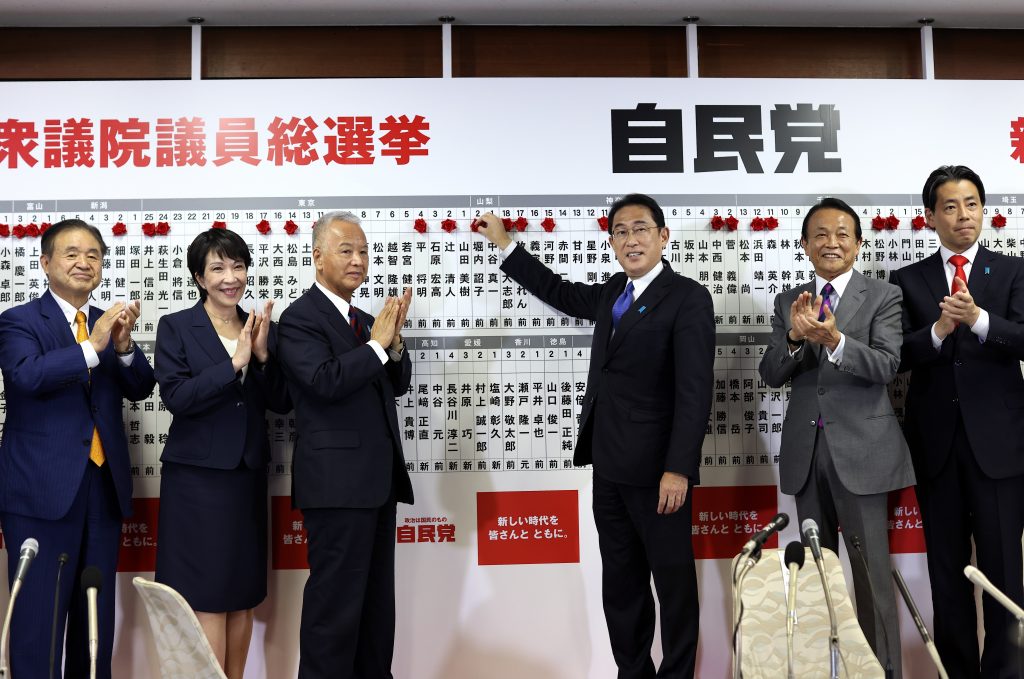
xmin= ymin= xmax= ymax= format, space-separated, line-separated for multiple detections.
xmin=118 ymin=351 xmax=136 ymax=367
xmin=970 ymin=309 xmax=990 ymax=342
xmin=80 ymin=341 xmax=100 ymax=369
xmin=499 ymin=241 xmax=518 ymax=259
xmin=367 ymin=339 xmax=389 ymax=365
xmin=930 ymin=323 xmax=943 ymax=351
xmin=826 ymin=333 xmax=846 ymax=364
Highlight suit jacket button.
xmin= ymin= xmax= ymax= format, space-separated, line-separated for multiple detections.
xmin=82 ymin=439 xmax=91 ymax=446
xmin=952 ymin=397 xmax=959 ymax=404
xmin=810 ymin=420 xmax=817 ymax=426
xmin=954 ymin=360 xmax=963 ymax=367
xmin=236 ymin=401 xmax=243 ymax=407
xmin=817 ymin=388 xmax=825 ymax=395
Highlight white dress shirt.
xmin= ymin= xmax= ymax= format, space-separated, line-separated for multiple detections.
xmin=314 ymin=281 xmax=390 ymax=364
xmin=929 ymin=241 xmax=990 ymax=349
xmin=51 ymin=293 xmax=134 ymax=368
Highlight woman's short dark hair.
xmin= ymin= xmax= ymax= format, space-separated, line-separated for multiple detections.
xmin=801 ymin=197 xmax=862 ymax=241
xmin=186 ymin=228 xmax=253 ymax=300
xmin=608 ymin=193 xmax=666 ymax=231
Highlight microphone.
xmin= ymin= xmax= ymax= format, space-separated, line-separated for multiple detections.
xmin=784 ymin=541 xmax=805 ymax=679
xmin=850 ymin=535 xmax=894 ymax=679
xmin=801 ymin=518 xmax=840 ymax=679
xmin=893 ymin=567 xmax=949 ymax=679
xmin=740 ymin=512 xmax=790 ymax=557
xmin=49 ymin=553 xmax=70 ymax=679
xmin=13 ymin=538 xmax=39 ymax=583
xmin=964 ymin=565 xmax=1024 ymax=621
xmin=81 ymin=566 xmax=103 ymax=679
xmin=0 ymin=538 xmax=40 ymax=678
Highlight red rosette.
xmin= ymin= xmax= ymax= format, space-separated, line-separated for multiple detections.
xmin=13 ymin=225 xmax=26 ymax=239
xmin=284 ymin=220 xmax=299 ymax=235
xmin=725 ymin=215 xmax=739 ymax=231
xmin=765 ymin=217 xmax=779 ymax=230
xmin=413 ymin=218 xmax=428 ymax=234
xmin=25 ymin=224 xmax=40 ymax=238
xmin=993 ymin=213 xmax=1008 ymax=228
xmin=112 ymin=222 xmax=128 ymax=236
xmin=514 ymin=216 xmax=529 ymax=232
xmin=501 ymin=217 xmax=514 ymax=232
xmin=597 ymin=216 xmax=609 ymax=231
xmin=710 ymin=215 xmax=725 ymax=231
xmin=156 ymin=221 xmax=170 ymax=235
xmin=39 ymin=222 xmax=51 ymax=234
xmin=211 ymin=221 xmax=227 ymax=230
xmin=0 ymin=224 xmax=9 ymax=237
xmin=441 ymin=219 xmax=458 ymax=233
xmin=256 ymin=219 xmax=272 ymax=235
xmin=871 ymin=215 xmax=887 ymax=231
xmin=142 ymin=222 xmax=157 ymax=237
xmin=470 ymin=218 xmax=481 ymax=233
xmin=885 ymin=215 xmax=900 ymax=230
xmin=911 ymin=215 xmax=927 ymax=230
xmin=540 ymin=217 xmax=556 ymax=232
xmin=751 ymin=217 xmax=766 ymax=231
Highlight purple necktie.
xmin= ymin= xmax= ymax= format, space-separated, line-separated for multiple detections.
xmin=818 ymin=282 xmax=835 ymax=322
xmin=612 ymin=281 xmax=634 ymax=329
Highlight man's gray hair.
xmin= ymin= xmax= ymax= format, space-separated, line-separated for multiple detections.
xmin=312 ymin=210 xmax=361 ymax=248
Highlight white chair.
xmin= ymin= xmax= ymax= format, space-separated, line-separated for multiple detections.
xmin=733 ymin=547 xmax=885 ymax=678
xmin=132 ymin=576 xmax=227 ymax=679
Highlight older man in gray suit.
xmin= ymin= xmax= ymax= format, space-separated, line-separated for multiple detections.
xmin=760 ymin=197 xmax=915 ymax=678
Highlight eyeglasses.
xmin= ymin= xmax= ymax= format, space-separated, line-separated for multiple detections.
xmin=610 ymin=225 xmax=661 ymax=242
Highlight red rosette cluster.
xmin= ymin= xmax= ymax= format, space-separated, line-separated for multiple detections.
xmin=751 ymin=217 xmax=766 ymax=231
xmin=540 ymin=217 xmax=556 ymax=232
xmin=413 ymin=218 xmax=428 ymax=234
xmin=12 ymin=225 xmax=26 ymax=239
xmin=211 ymin=221 xmax=227 ymax=230
xmin=112 ymin=222 xmax=128 ymax=236
xmin=992 ymin=213 xmax=1007 ymax=228
xmin=725 ymin=215 xmax=738 ymax=231
xmin=911 ymin=215 xmax=927 ymax=230
xmin=0 ymin=224 xmax=9 ymax=237
xmin=885 ymin=215 xmax=899 ymax=230
xmin=710 ymin=215 xmax=725 ymax=231
xmin=597 ymin=216 xmax=609 ymax=231
xmin=765 ymin=217 xmax=779 ymax=230
xmin=142 ymin=222 xmax=156 ymax=237
xmin=501 ymin=217 xmax=514 ymax=232
xmin=39 ymin=222 xmax=51 ymax=234
xmin=514 ymin=216 xmax=528 ymax=232
xmin=156 ymin=221 xmax=170 ymax=235
xmin=256 ymin=219 xmax=272 ymax=235
xmin=284 ymin=220 xmax=299 ymax=235
xmin=441 ymin=219 xmax=458 ymax=233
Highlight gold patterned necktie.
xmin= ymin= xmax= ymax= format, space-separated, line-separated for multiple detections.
xmin=75 ymin=311 xmax=106 ymax=466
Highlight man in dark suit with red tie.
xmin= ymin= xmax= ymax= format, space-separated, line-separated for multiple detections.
xmin=889 ymin=165 xmax=1024 ymax=679
xmin=277 ymin=210 xmax=413 ymax=679
xmin=475 ymin=194 xmax=715 ymax=679
xmin=0 ymin=219 xmax=155 ymax=679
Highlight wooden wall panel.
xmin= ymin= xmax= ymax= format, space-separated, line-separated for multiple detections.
xmin=698 ymin=27 xmax=922 ymax=79
xmin=201 ymin=27 xmax=442 ymax=78
xmin=935 ymin=29 xmax=1024 ymax=79
xmin=0 ymin=28 xmax=190 ymax=80
xmin=452 ymin=26 xmax=686 ymax=77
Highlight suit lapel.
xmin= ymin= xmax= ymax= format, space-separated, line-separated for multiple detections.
xmin=309 ymin=285 xmax=359 ymax=346
xmin=922 ymin=250 xmax=950 ymax=305
xmin=607 ymin=261 xmax=672 ymax=356
xmin=187 ymin=301 xmax=233 ymax=362
xmin=833 ymin=270 xmax=866 ymax=330
xmin=41 ymin=290 xmax=78 ymax=348
xmin=967 ymin=246 xmax=995 ymax=304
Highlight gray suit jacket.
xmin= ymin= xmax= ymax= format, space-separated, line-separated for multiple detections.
xmin=759 ymin=270 xmax=915 ymax=496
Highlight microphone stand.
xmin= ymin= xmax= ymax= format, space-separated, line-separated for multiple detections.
xmin=812 ymin=548 xmax=840 ymax=679
xmin=50 ymin=553 xmax=70 ymax=679
xmin=732 ymin=548 xmax=761 ymax=679
xmin=0 ymin=578 xmax=23 ymax=679
xmin=965 ymin=564 xmax=1024 ymax=678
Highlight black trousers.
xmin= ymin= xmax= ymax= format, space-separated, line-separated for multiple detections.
xmin=298 ymin=500 xmax=398 ymax=679
xmin=916 ymin=414 xmax=1024 ymax=679
xmin=592 ymin=472 xmax=699 ymax=679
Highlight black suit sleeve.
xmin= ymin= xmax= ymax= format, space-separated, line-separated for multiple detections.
xmin=500 ymin=244 xmax=605 ymax=321
xmin=666 ymin=283 xmax=715 ymax=479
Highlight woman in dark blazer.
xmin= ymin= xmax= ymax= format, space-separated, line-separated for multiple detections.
xmin=154 ymin=228 xmax=291 ymax=679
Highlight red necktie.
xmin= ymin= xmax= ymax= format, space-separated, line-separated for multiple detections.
xmin=349 ymin=306 xmax=367 ymax=344
xmin=949 ymin=254 xmax=969 ymax=294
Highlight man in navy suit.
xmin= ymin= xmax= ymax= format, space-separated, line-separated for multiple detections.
xmin=277 ymin=211 xmax=413 ymax=679
xmin=475 ymin=194 xmax=714 ymax=679
xmin=889 ymin=165 xmax=1024 ymax=678
xmin=0 ymin=218 xmax=155 ymax=679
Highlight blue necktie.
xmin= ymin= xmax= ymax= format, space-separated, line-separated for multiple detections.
xmin=612 ymin=281 xmax=634 ymax=329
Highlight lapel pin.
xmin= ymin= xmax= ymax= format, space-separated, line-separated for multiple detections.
xmin=985 ymin=267 xmax=991 ymax=275
xmin=638 ymin=306 xmax=647 ymax=314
